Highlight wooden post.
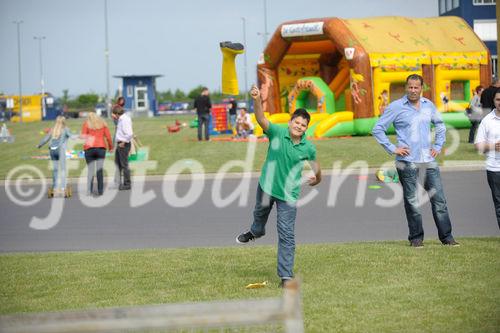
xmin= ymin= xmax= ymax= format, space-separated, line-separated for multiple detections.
xmin=283 ymin=279 xmax=304 ymax=333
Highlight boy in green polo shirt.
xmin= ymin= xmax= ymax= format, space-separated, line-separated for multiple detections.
xmin=236 ymin=85 xmax=322 ymax=287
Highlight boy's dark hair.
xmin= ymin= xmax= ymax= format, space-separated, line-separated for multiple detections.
xmin=291 ymin=108 xmax=310 ymax=124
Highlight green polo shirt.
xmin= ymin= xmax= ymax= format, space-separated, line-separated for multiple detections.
xmin=259 ymin=122 xmax=317 ymax=202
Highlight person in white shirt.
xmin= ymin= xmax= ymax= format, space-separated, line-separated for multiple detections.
xmin=467 ymin=85 xmax=483 ymax=143
xmin=112 ymin=100 xmax=134 ymax=190
xmin=475 ymin=90 xmax=500 ymax=228
xmin=235 ymin=108 xmax=254 ymax=138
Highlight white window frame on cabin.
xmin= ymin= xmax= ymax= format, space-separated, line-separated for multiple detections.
xmin=472 ymin=0 xmax=496 ymax=5
xmin=473 ymin=19 xmax=497 ymax=41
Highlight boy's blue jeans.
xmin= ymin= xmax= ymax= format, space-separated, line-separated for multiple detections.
xmin=396 ymin=161 xmax=453 ymax=243
xmin=250 ymin=184 xmax=297 ymax=279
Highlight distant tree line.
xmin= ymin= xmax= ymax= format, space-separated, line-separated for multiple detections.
xmin=60 ymin=89 xmax=100 ymax=109
xmin=59 ymin=85 xmax=247 ymax=110
xmin=157 ymin=85 xmax=247 ymax=104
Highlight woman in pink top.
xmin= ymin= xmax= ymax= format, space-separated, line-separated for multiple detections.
xmin=81 ymin=112 xmax=113 ymax=196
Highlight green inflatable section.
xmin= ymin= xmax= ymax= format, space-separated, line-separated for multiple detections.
xmin=354 ymin=118 xmax=379 ymax=136
xmin=335 ymin=92 xmax=346 ymax=111
xmin=266 ymin=111 xmax=470 ymax=139
xmin=441 ymin=112 xmax=471 ymax=129
xmin=323 ymin=120 xmax=354 ymax=137
xmin=320 ymin=111 xmax=471 ymax=138
xmin=353 ymin=118 xmax=395 ymax=135
xmin=306 ymin=122 xmax=321 ymax=137
xmin=294 ymin=77 xmax=336 ymax=114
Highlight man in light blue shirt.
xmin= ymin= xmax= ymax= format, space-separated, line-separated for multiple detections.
xmin=372 ymin=74 xmax=458 ymax=247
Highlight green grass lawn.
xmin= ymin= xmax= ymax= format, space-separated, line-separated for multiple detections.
xmin=1 ymin=116 xmax=484 ymax=180
xmin=1 ymin=238 xmax=499 ymax=332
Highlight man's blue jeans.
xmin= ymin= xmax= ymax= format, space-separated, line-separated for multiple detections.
xmin=229 ymin=114 xmax=236 ymax=130
xmin=396 ymin=161 xmax=454 ymax=243
xmin=250 ymin=184 xmax=297 ymax=279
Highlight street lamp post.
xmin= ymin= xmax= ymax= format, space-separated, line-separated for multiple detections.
xmin=257 ymin=0 xmax=270 ymax=52
xmin=257 ymin=32 xmax=268 ymax=50
xmin=241 ymin=17 xmax=248 ymax=104
xmin=13 ymin=20 xmax=23 ymax=123
xmin=104 ymin=0 xmax=111 ymax=118
xmin=263 ymin=0 xmax=268 ymax=45
xmin=34 ymin=36 xmax=46 ymax=118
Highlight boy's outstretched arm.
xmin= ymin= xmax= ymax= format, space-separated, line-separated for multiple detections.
xmin=307 ymin=160 xmax=322 ymax=186
xmin=250 ymin=85 xmax=269 ymax=132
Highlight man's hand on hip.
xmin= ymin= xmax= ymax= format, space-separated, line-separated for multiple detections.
xmin=394 ymin=147 xmax=410 ymax=156
xmin=430 ymin=148 xmax=440 ymax=158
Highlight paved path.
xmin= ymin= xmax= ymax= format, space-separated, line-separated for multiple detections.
xmin=1 ymin=170 xmax=498 ymax=252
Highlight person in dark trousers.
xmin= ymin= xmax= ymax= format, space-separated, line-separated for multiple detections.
xmin=194 ymin=87 xmax=212 ymax=141
xmin=111 ymin=97 xmax=125 ymax=187
xmin=112 ymin=100 xmax=133 ymax=190
xmin=372 ymin=74 xmax=459 ymax=248
xmin=236 ymin=85 xmax=322 ymax=288
xmin=228 ymin=97 xmax=237 ymax=135
xmin=475 ymin=90 xmax=500 ymax=229
xmin=467 ymin=85 xmax=483 ymax=143
xmin=81 ymin=112 xmax=113 ymax=196
xmin=480 ymin=78 xmax=500 ymax=116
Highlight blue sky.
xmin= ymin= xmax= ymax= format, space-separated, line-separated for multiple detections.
xmin=0 ymin=0 xmax=438 ymax=97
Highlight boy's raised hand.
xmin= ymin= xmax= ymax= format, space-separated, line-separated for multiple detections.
xmin=250 ymin=85 xmax=260 ymax=100
xmin=250 ymin=84 xmax=268 ymax=132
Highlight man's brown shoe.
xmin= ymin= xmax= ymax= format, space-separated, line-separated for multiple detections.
xmin=410 ymin=240 xmax=424 ymax=248
xmin=443 ymin=240 xmax=460 ymax=247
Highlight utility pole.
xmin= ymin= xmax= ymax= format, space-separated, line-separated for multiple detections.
xmin=257 ymin=0 xmax=270 ymax=51
xmin=263 ymin=0 xmax=268 ymax=45
xmin=13 ymin=20 xmax=23 ymax=122
xmin=104 ymin=0 xmax=111 ymax=117
xmin=34 ymin=36 xmax=46 ymax=118
xmin=241 ymin=17 xmax=249 ymax=103
xmin=257 ymin=32 xmax=268 ymax=50
xmin=497 ymin=2 xmax=499 ymax=78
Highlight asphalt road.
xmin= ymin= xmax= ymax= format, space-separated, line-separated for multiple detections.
xmin=0 ymin=170 xmax=498 ymax=252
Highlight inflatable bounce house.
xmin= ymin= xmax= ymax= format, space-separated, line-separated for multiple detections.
xmin=254 ymin=16 xmax=492 ymax=137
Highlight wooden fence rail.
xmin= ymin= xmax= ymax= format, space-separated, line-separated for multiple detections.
xmin=0 ymin=280 xmax=303 ymax=333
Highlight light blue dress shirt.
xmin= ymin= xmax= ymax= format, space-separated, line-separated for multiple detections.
xmin=372 ymin=95 xmax=446 ymax=163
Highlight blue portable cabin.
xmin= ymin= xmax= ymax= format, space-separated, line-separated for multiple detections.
xmin=113 ymin=74 xmax=163 ymax=117
xmin=43 ymin=93 xmax=63 ymax=120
